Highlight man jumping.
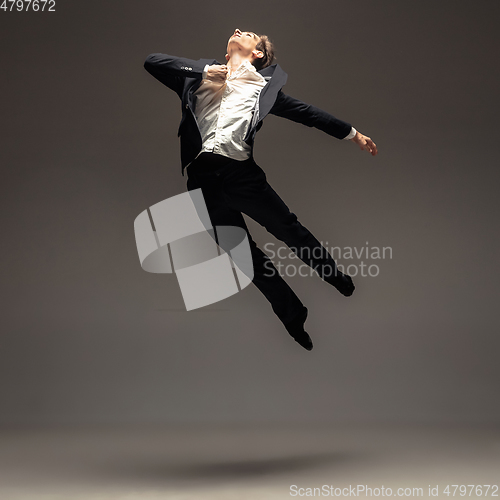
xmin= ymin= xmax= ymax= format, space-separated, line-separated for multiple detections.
xmin=144 ymin=28 xmax=378 ymax=351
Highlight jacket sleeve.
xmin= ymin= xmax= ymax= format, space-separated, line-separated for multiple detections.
xmin=144 ymin=53 xmax=207 ymax=98
xmin=269 ymin=89 xmax=353 ymax=140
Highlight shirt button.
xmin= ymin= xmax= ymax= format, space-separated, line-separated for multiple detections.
xmin=185 ymin=104 xmax=189 ymax=108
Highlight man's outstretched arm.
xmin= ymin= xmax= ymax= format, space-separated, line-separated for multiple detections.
xmin=269 ymin=90 xmax=378 ymax=156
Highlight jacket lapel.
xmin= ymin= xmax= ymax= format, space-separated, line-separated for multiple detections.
xmin=256 ymin=64 xmax=288 ymax=120
xmin=243 ymin=63 xmax=288 ymax=143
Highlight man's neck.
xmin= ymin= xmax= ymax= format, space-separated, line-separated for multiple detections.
xmin=226 ymin=53 xmax=254 ymax=75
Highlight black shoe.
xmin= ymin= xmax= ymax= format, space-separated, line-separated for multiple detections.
xmin=329 ymin=271 xmax=355 ymax=297
xmin=284 ymin=307 xmax=313 ymax=351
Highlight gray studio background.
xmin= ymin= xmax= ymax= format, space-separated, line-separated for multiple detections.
xmin=0 ymin=0 xmax=498 ymax=426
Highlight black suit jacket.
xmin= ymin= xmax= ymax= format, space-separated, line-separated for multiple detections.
xmin=144 ymin=53 xmax=353 ymax=176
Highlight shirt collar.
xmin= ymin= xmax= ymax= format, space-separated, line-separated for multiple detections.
xmin=228 ymin=59 xmax=266 ymax=83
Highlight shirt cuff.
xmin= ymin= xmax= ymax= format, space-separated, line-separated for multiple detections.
xmin=202 ymin=64 xmax=209 ymax=80
xmin=344 ymin=127 xmax=357 ymax=140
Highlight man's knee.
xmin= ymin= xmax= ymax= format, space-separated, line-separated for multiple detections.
xmin=265 ymin=211 xmax=301 ymax=239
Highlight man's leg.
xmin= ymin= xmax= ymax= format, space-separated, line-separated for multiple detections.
xmin=221 ymin=158 xmax=355 ymax=295
xmin=186 ymin=165 xmax=307 ymax=327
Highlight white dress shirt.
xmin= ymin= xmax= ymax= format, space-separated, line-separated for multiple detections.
xmin=189 ymin=59 xmax=356 ymax=167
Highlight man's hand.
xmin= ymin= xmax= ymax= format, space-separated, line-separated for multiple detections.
xmin=206 ymin=64 xmax=228 ymax=84
xmin=350 ymin=131 xmax=378 ymax=156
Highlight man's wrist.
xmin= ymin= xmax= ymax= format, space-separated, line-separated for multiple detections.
xmin=344 ymin=127 xmax=357 ymax=140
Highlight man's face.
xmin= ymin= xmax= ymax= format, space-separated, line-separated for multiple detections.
xmin=226 ymin=28 xmax=261 ymax=59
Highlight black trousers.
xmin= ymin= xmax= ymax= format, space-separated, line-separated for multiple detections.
xmin=186 ymin=152 xmax=341 ymax=326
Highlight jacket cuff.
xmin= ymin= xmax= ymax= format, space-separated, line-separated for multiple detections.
xmin=344 ymin=127 xmax=357 ymax=140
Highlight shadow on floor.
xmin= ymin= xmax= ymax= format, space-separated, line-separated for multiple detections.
xmin=94 ymin=451 xmax=359 ymax=484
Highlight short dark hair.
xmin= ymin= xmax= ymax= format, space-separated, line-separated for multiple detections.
xmin=253 ymin=33 xmax=275 ymax=71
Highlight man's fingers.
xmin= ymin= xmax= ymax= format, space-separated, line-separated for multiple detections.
xmin=353 ymin=133 xmax=378 ymax=155
xmin=362 ymin=137 xmax=378 ymax=155
xmin=367 ymin=139 xmax=378 ymax=155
